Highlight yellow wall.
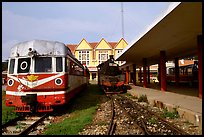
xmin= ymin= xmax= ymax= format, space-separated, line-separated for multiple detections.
xmin=77 ymin=39 xmax=92 ymax=50
xmin=115 ymin=39 xmax=127 ymax=49
xmin=94 ymin=38 xmax=112 ymax=65
xmin=95 ymin=38 xmax=112 ymax=50
xmin=114 ymin=38 xmax=128 ymax=57
xmin=74 ymin=38 xmax=128 ymax=69
xmin=75 ymin=39 xmax=93 ymax=67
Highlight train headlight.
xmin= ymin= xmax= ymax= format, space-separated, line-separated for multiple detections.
xmin=8 ymin=79 xmax=14 ymax=86
xmin=55 ymin=78 xmax=62 ymax=85
xmin=20 ymin=61 xmax=28 ymax=70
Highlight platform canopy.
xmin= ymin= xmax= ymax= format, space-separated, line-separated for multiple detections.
xmin=116 ymin=2 xmax=202 ymax=67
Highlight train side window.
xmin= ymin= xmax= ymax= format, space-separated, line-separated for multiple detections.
xmin=64 ymin=57 xmax=69 ymax=72
xmin=9 ymin=59 xmax=15 ymax=74
xmin=80 ymin=67 xmax=84 ymax=76
xmin=56 ymin=57 xmax=62 ymax=72
xmin=67 ymin=58 xmax=70 ymax=72
xmin=71 ymin=63 xmax=76 ymax=75
xmin=35 ymin=57 xmax=52 ymax=72
xmin=17 ymin=58 xmax=31 ymax=73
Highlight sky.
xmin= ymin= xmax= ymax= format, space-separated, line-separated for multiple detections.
xmin=2 ymin=2 xmax=176 ymax=61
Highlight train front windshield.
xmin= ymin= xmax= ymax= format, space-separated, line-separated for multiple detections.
xmin=34 ymin=57 xmax=52 ymax=72
xmin=8 ymin=57 xmax=64 ymax=74
xmin=8 ymin=58 xmax=31 ymax=74
xmin=18 ymin=58 xmax=31 ymax=73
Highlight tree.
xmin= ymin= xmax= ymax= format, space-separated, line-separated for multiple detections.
xmin=2 ymin=60 xmax=8 ymax=72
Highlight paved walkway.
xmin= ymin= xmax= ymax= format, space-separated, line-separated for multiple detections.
xmin=127 ymin=84 xmax=202 ymax=128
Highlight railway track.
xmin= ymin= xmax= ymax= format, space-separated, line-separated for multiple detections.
xmin=114 ymin=94 xmax=190 ymax=135
xmin=106 ymin=95 xmax=145 ymax=135
xmin=2 ymin=113 xmax=50 ymax=135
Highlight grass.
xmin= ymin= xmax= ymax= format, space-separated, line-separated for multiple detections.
xmin=138 ymin=94 xmax=148 ymax=103
xmin=125 ymin=93 xmax=132 ymax=97
xmin=148 ymin=117 xmax=158 ymax=125
xmin=44 ymin=106 xmax=97 ymax=135
xmin=43 ymin=84 xmax=105 ymax=135
xmin=2 ymin=89 xmax=20 ymax=125
xmin=161 ymin=107 xmax=180 ymax=119
xmin=125 ymin=92 xmax=138 ymax=99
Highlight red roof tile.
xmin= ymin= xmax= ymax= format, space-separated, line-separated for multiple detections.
xmin=89 ymin=42 xmax=98 ymax=49
xmin=66 ymin=44 xmax=77 ymax=54
xmin=108 ymin=42 xmax=118 ymax=49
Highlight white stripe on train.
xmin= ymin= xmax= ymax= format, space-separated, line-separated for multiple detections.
xmin=8 ymin=73 xmax=64 ymax=88
xmin=6 ymin=90 xmax=66 ymax=96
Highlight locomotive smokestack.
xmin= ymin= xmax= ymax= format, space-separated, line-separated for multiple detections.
xmin=109 ymin=55 xmax=114 ymax=62
xmin=109 ymin=55 xmax=114 ymax=60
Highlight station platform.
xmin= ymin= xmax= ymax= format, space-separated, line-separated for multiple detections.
xmin=127 ymin=84 xmax=202 ymax=130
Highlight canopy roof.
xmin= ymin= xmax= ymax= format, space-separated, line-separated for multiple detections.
xmin=116 ymin=2 xmax=202 ymax=67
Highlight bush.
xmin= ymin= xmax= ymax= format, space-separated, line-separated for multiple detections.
xmin=161 ymin=107 xmax=179 ymax=119
xmin=138 ymin=94 xmax=148 ymax=103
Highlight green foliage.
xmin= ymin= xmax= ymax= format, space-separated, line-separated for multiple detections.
xmin=161 ymin=107 xmax=180 ymax=119
xmin=125 ymin=93 xmax=138 ymax=99
xmin=16 ymin=124 xmax=22 ymax=129
xmin=131 ymin=95 xmax=138 ymax=99
xmin=148 ymin=117 xmax=158 ymax=125
xmin=125 ymin=93 xmax=132 ymax=97
xmin=2 ymin=61 xmax=8 ymax=71
xmin=138 ymin=94 xmax=148 ymax=103
xmin=2 ymin=90 xmax=19 ymax=125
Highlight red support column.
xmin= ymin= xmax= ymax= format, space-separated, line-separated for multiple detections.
xmin=143 ymin=58 xmax=147 ymax=88
xmin=158 ymin=63 xmax=161 ymax=86
xmin=132 ymin=64 xmax=136 ymax=85
xmin=147 ymin=66 xmax=150 ymax=84
xmin=197 ymin=35 xmax=202 ymax=98
xmin=160 ymin=51 xmax=167 ymax=91
xmin=126 ymin=66 xmax=129 ymax=84
xmin=175 ymin=57 xmax=179 ymax=86
xmin=139 ymin=67 xmax=142 ymax=83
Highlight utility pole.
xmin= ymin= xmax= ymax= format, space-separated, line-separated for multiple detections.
xmin=121 ymin=2 xmax=124 ymax=39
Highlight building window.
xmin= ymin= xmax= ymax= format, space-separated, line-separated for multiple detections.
xmin=78 ymin=50 xmax=89 ymax=66
xmin=98 ymin=50 xmax=108 ymax=64
xmin=117 ymin=50 xmax=122 ymax=54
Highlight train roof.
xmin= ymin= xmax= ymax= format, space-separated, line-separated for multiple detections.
xmin=10 ymin=40 xmax=73 ymax=58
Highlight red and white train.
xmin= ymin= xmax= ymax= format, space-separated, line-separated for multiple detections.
xmin=6 ymin=40 xmax=89 ymax=113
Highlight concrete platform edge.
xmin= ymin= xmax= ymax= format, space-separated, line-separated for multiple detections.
xmin=127 ymin=89 xmax=202 ymax=130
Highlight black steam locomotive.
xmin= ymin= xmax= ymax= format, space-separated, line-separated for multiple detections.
xmin=97 ymin=55 xmax=126 ymax=94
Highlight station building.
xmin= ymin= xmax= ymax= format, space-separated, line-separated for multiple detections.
xmin=67 ymin=38 xmax=128 ymax=80
xmin=116 ymin=2 xmax=202 ymax=98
